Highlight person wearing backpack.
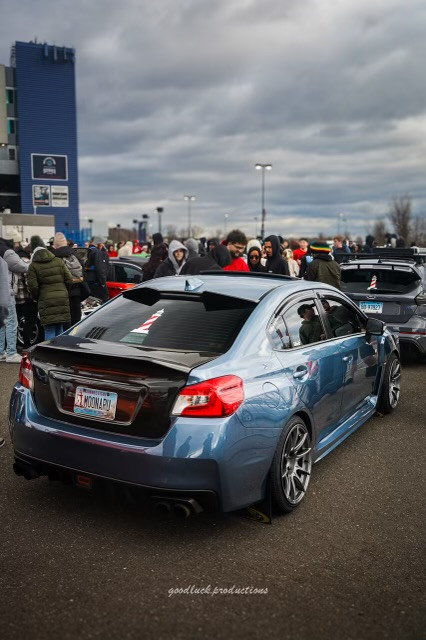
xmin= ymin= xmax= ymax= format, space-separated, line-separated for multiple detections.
xmin=52 ymin=233 xmax=84 ymax=326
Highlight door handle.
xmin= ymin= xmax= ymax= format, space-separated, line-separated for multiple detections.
xmin=293 ymin=367 xmax=308 ymax=379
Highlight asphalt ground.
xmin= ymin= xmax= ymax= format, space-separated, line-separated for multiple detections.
xmin=0 ymin=359 xmax=424 ymax=640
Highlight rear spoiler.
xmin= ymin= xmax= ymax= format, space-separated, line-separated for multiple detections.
xmin=123 ymin=286 xmax=257 ymax=308
xmin=342 ymin=250 xmax=426 ymax=266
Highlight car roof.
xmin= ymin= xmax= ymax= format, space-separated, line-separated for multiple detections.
xmin=135 ymin=273 xmax=326 ymax=303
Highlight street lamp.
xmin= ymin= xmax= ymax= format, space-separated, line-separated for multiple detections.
xmin=88 ymin=218 xmax=93 ymax=240
xmin=337 ymin=212 xmax=346 ymax=236
xmin=254 ymin=216 xmax=258 ymax=238
xmin=184 ymin=195 xmax=195 ymax=238
xmin=224 ymin=213 xmax=229 ymax=235
xmin=156 ymin=207 xmax=163 ymax=235
xmin=255 ymin=163 xmax=272 ymax=239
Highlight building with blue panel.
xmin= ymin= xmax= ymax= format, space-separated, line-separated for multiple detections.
xmin=0 ymin=40 xmax=79 ymax=232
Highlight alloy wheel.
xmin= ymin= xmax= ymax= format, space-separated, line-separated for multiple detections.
xmin=280 ymin=423 xmax=312 ymax=505
xmin=388 ymin=358 xmax=401 ymax=408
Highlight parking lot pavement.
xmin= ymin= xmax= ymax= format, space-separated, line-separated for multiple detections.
xmin=0 ymin=362 xmax=424 ymax=640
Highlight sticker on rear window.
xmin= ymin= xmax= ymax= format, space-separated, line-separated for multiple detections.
xmin=120 ymin=309 xmax=164 ymax=345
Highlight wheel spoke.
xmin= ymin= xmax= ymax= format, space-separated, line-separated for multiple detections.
xmin=293 ymin=475 xmax=305 ymax=493
xmin=295 ymin=447 xmax=311 ymax=460
xmin=293 ymin=432 xmax=307 ymax=453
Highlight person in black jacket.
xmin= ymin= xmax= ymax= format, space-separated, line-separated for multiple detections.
xmin=263 ymin=235 xmax=289 ymax=275
xmin=180 ymin=245 xmax=231 ymax=275
xmin=84 ymin=236 xmax=109 ymax=301
xmin=247 ymin=246 xmax=266 ymax=272
xmin=153 ymin=240 xmax=188 ymax=278
xmin=141 ymin=243 xmax=168 ymax=282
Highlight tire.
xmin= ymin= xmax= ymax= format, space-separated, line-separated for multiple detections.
xmin=376 ymin=352 xmax=401 ymax=414
xmin=17 ymin=316 xmax=43 ymax=349
xmin=270 ymin=416 xmax=313 ymax=514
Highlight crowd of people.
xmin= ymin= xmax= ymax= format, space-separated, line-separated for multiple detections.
xmin=0 ymin=227 xmax=408 ymax=449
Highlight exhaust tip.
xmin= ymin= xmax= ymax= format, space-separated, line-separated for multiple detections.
xmin=173 ymin=503 xmax=192 ymax=518
xmin=13 ymin=461 xmax=40 ymax=480
xmin=155 ymin=500 xmax=172 ymax=515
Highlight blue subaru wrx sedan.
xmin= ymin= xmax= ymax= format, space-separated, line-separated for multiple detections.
xmin=9 ymin=273 xmax=400 ymax=516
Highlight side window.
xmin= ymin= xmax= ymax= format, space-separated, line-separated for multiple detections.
xmin=268 ymin=315 xmax=290 ymax=350
xmin=282 ymin=299 xmax=326 ymax=347
xmin=114 ymin=264 xmax=142 ymax=284
xmin=320 ymin=297 xmax=364 ymax=338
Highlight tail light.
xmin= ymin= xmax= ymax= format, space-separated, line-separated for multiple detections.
xmin=19 ymin=355 xmax=34 ymax=391
xmin=172 ymin=375 xmax=244 ymax=418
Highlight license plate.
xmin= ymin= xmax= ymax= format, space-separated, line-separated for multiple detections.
xmin=359 ymin=301 xmax=383 ymax=314
xmin=73 ymin=386 xmax=118 ymax=420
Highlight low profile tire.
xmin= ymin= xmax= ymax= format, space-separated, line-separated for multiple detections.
xmin=376 ymin=352 xmax=401 ymax=414
xmin=270 ymin=416 xmax=313 ymax=514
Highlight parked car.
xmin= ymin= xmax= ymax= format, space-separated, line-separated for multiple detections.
xmin=340 ymin=248 xmax=426 ymax=359
xmin=107 ymin=258 xmax=144 ymax=298
xmin=10 ymin=273 xmax=400 ymax=516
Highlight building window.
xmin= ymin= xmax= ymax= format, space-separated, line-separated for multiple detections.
xmin=6 ymin=88 xmax=15 ymax=104
xmin=7 ymin=119 xmax=16 ymax=135
xmin=8 ymin=147 xmax=16 ymax=161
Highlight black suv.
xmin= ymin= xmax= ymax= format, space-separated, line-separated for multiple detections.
xmin=340 ymin=248 xmax=426 ymax=358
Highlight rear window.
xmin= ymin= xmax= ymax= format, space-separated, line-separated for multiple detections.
xmin=70 ymin=295 xmax=254 ymax=354
xmin=341 ymin=266 xmax=420 ymax=294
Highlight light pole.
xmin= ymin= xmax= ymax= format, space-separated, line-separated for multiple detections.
xmin=254 ymin=216 xmax=258 ymax=238
xmin=337 ymin=212 xmax=346 ymax=236
xmin=224 ymin=213 xmax=229 ymax=236
xmin=88 ymin=218 xmax=93 ymax=240
xmin=184 ymin=195 xmax=195 ymax=237
xmin=156 ymin=207 xmax=163 ymax=235
xmin=255 ymin=163 xmax=272 ymax=239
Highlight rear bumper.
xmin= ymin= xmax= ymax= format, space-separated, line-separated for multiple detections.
xmin=386 ymin=327 xmax=426 ymax=355
xmin=9 ymin=385 xmax=276 ymax=512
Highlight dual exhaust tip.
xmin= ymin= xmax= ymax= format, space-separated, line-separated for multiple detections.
xmin=153 ymin=497 xmax=203 ymax=518
xmin=13 ymin=461 xmax=204 ymax=518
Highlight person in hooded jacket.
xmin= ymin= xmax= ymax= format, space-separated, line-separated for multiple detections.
xmin=0 ymin=234 xmax=29 ymax=363
xmin=180 ymin=245 xmax=231 ymax=275
xmin=118 ymin=241 xmax=133 ymax=257
xmin=153 ymin=240 xmax=188 ymax=278
xmin=141 ymin=243 xmax=168 ymax=282
xmin=247 ymin=246 xmax=266 ymax=272
xmin=263 ymin=235 xmax=289 ymax=276
xmin=184 ymin=238 xmax=199 ymax=260
xmin=53 ymin=232 xmax=84 ymax=326
xmin=27 ymin=236 xmax=73 ymax=340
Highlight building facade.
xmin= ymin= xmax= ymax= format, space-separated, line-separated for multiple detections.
xmin=0 ymin=40 xmax=79 ymax=232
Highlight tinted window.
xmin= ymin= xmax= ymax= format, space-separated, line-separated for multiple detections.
xmin=114 ymin=263 xmax=142 ymax=284
xmin=70 ymin=296 xmax=254 ymax=354
xmin=320 ymin=297 xmax=363 ymax=338
xmin=282 ymin=299 xmax=326 ymax=347
xmin=341 ymin=266 xmax=420 ymax=294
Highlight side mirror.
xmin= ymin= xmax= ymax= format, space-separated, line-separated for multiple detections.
xmin=366 ymin=317 xmax=385 ymax=336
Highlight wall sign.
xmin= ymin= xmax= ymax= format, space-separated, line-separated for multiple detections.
xmin=51 ymin=185 xmax=69 ymax=207
xmin=31 ymin=154 xmax=68 ymax=180
xmin=32 ymin=185 xmax=50 ymax=207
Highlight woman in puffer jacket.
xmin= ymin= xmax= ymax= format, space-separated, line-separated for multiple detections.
xmin=27 ymin=236 xmax=73 ymax=340
xmin=53 ymin=232 xmax=84 ymax=326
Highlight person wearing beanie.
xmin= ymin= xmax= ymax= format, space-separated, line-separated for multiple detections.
xmin=304 ymin=241 xmax=341 ymax=289
xmin=53 ymin=233 xmax=84 ymax=326
xmin=0 ymin=235 xmax=29 ymax=363
xmin=27 ymin=236 xmax=73 ymax=340
xmin=184 ymin=238 xmax=199 ymax=260
xmin=180 ymin=244 xmax=231 ymax=275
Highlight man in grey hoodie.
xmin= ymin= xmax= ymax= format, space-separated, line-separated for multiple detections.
xmin=153 ymin=240 xmax=188 ymax=278
xmin=0 ymin=234 xmax=29 ymax=363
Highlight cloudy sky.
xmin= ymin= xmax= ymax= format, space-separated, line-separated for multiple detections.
xmin=1 ymin=0 xmax=426 ymax=239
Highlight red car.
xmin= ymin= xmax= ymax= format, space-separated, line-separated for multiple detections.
xmin=106 ymin=259 xmax=145 ymax=298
